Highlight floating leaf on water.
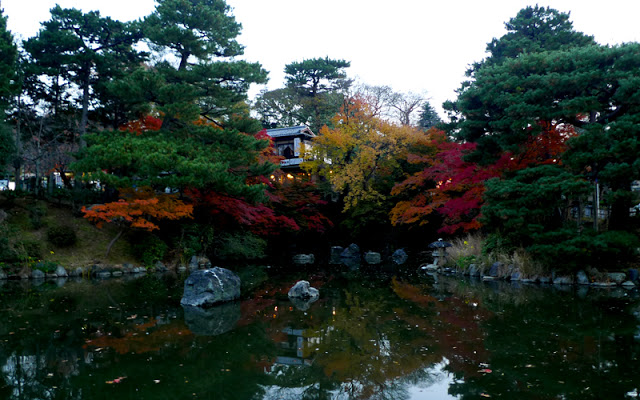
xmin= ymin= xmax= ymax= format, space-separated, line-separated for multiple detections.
xmin=480 ymin=394 xmax=490 ymax=398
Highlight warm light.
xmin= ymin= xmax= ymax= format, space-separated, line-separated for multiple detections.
xmin=286 ymin=174 xmax=294 ymax=180
xmin=270 ymin=175 xmax=275 ymax=180
xmin=274 ymin=306 xmax=278 ymax=312
xmin=332 ymin=307 xmax=336 ymax=316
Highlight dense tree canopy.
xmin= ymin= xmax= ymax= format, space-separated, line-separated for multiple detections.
xmin=255 ymin=57 xmax=350 ymax=132
xmin=0 ymin=9 xmax=16 ymax=171
xmin=23 ymin=6 xmax=143 ymax=137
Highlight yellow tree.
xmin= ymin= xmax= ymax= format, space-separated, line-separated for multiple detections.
xmin=303 ymin=96 xmax=422 ymax=211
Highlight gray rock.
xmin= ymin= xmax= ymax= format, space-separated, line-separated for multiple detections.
xmin=607 ymin=272 xmax=626 ymax=284
xmin=292 ymin=254 xmax=315 ymax=265
xmin=482 ymin=276 xmax=498 ymax=281
xmin=122 ymin=263 xmax=134 ymax=274
xmin=46 ymin=273 xmax=58 ymax=279
xmin=521 ymin=278 xmax=536 ymax=284
xmin=341 ymin=244 xmax=361 ymax=260
xmin=468 ymin=264 xmax=481 ymax=277
xmin=189 ymin=256 xmax=211 ymax=271
xmin=0 ymin=270 xmax=7 ymax=280
xmin=69 ymin=267 xmax=83 ymax=277
xmin=553 ymin=276 xmax=573 ymax=285
xmin=539 ymin=276 xmax=551 ymax=284
xmin=340 ymin=244 xmax=361 ymax=269
xmin=31 ymin=269 xmax=45 ymax=279
xmin=329 ymin=246 xmax=344 ymax=264
xmin=155 ymin=261 xmax=169 ymax=272
xmin=591 ymin=281 xmax=617 ymax=288
xmin=510 ymin=269 xmax=522 ymax=281
xmin=112 ymin=271 xmax=123 ymax=277
xmin=55 ymin=266 xmax=68 ymax=277
xmin=391 ymin=249 xmax=408 ymax=265
xmin=96 ymin=271 xmax=111 ymax=279
xmin=488 ymin=262 xmax=501 ymax=277
xmin=629 ymin=269 xmax=639 ymax=282
xmin=181 ymin=268 xmax=241 ymax=307
xmin=421 ymin=264 xmax=438 ymax=272
xmin=576 ymin=270 xmax=590 ymax=285
xmin=183 ymin=303 xmax=241 ymax=336
xmin=364 ymin=252 xmax=382 ymax=265
xmin=621 ymin=280 xmax=636 ymax=288
xmin=177 ymin=265 xmax=188 ymax=273
xmin=288 ymin=280 xmax=320 ymax=301
xmin=289 ymin=296 xmax=319 ymax=311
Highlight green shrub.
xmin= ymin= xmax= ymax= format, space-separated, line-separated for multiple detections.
xmin=28 ymin=204 xmax=47 ymax=230
xmin=132 ymin=235 xmax=168 ymax=267
xmin=47 ymin=225 xmax=77 ymax=247
xmin=176 ymin=224 xmax=215 ymax=262
xmin=34 ymin=260 xmax=58 ymax=273
xmin=17 ymin=239 xmax=42 ymax=259
xmin=0 ymin=224 xmax=17 ymax=262
xmin=215 ymin=232 xmax=266 ymax=261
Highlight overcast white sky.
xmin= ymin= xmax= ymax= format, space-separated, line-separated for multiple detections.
xmin=4 ymin=0 xmax=640 ymax=117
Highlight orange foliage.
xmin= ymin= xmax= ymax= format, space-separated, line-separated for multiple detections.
xmin=119 ymin=115 xmax=163 ymax=135
xmin=82 ymin=187 xmax=193 ymax=231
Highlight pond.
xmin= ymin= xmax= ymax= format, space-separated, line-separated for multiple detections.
xmin=0 ymin=270 xmax=639 ymax=399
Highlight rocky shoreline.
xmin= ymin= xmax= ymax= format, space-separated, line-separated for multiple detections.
xmin=424 ymin=262 xmax=639 ymax=289
xmin=0 ymin=255 xmax=214 ymax=281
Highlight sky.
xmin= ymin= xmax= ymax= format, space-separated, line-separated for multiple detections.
xmin=4 ymin=0 xmax=640 ymax=117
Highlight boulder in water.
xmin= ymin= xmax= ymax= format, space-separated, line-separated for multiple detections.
xmin=181 ymin=268 xmax=241 ymax=307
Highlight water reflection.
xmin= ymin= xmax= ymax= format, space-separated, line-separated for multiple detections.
xmin=0 ymin=272 xmax=639 ymax=399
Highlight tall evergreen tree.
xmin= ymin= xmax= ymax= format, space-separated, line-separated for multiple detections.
xmin=23 ymin=6 xmax=143 ymax=139
xmin=446 ymin=6 xmax=597 ymax=162
xmin=125 ymin=0 xmax=268 ymax=130
xmin=75 ymin=0 xmax=274 ymax=202
xmin=0 ymin=7 xmax=17 ymax=171
xmin=417 ymin=101 xmax=442 ymax=130
xmin=255 ymin=57 xmax=350 ymax=132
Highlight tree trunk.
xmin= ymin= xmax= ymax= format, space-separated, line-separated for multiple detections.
xmin=608 ymin=185 xmax=632 ymax=231
xmin=13 ymin=104 xmax=22 ymax=191
xmin=105 ymin=228 xmax=124 ymax=258
xmin=79 ymin=67 xmax=90 ymax=148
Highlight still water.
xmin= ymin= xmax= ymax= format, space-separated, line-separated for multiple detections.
xmin=0 ymin=270 xmax=639 ymax=400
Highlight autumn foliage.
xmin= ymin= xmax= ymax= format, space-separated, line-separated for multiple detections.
xmin=82 ymin=187 xmax=193 ymax=231
xmin=391 ymin=123 xmax=574 ymax=234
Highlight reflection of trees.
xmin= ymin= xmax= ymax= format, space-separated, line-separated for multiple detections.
xmin=0 ymin=277 xmax=277 ymax=400
xmin=441 ymin=279 xmax=640 ymax=400
xmin=265 ymin=276 xmax=449 ymax=400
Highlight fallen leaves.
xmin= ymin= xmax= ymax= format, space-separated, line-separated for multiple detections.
xmin=106 ymin=376 xmax=127 ymax=384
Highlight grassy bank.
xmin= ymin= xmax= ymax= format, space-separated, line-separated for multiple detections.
xmin=0 ymin=193 xmax=136 ymax=270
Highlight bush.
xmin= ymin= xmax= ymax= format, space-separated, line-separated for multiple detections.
xmin=132 ymin=235 xmax=168 ymax=268
xmin=17 ymin=239 xmax=42 ymax=259
xmin=34 ymin=260 xmax=58 ymax=273
xmin=47 ymin=225 xmax=77 ymax=247
xmin=176 ymin=223 xmax=215 ymax=262
xmin=28 ymin=204 xmax=47 ymax=230
xmin=215 ymin=232 xmax=266 ymax=261
xmin=447 ymin=234 xmax=485 ymax=269
xmin=0 ymin=223 xmax=17 ymax=262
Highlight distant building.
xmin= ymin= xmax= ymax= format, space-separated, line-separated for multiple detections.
xmin=266 ymin=125 xmax=315 ymax=173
